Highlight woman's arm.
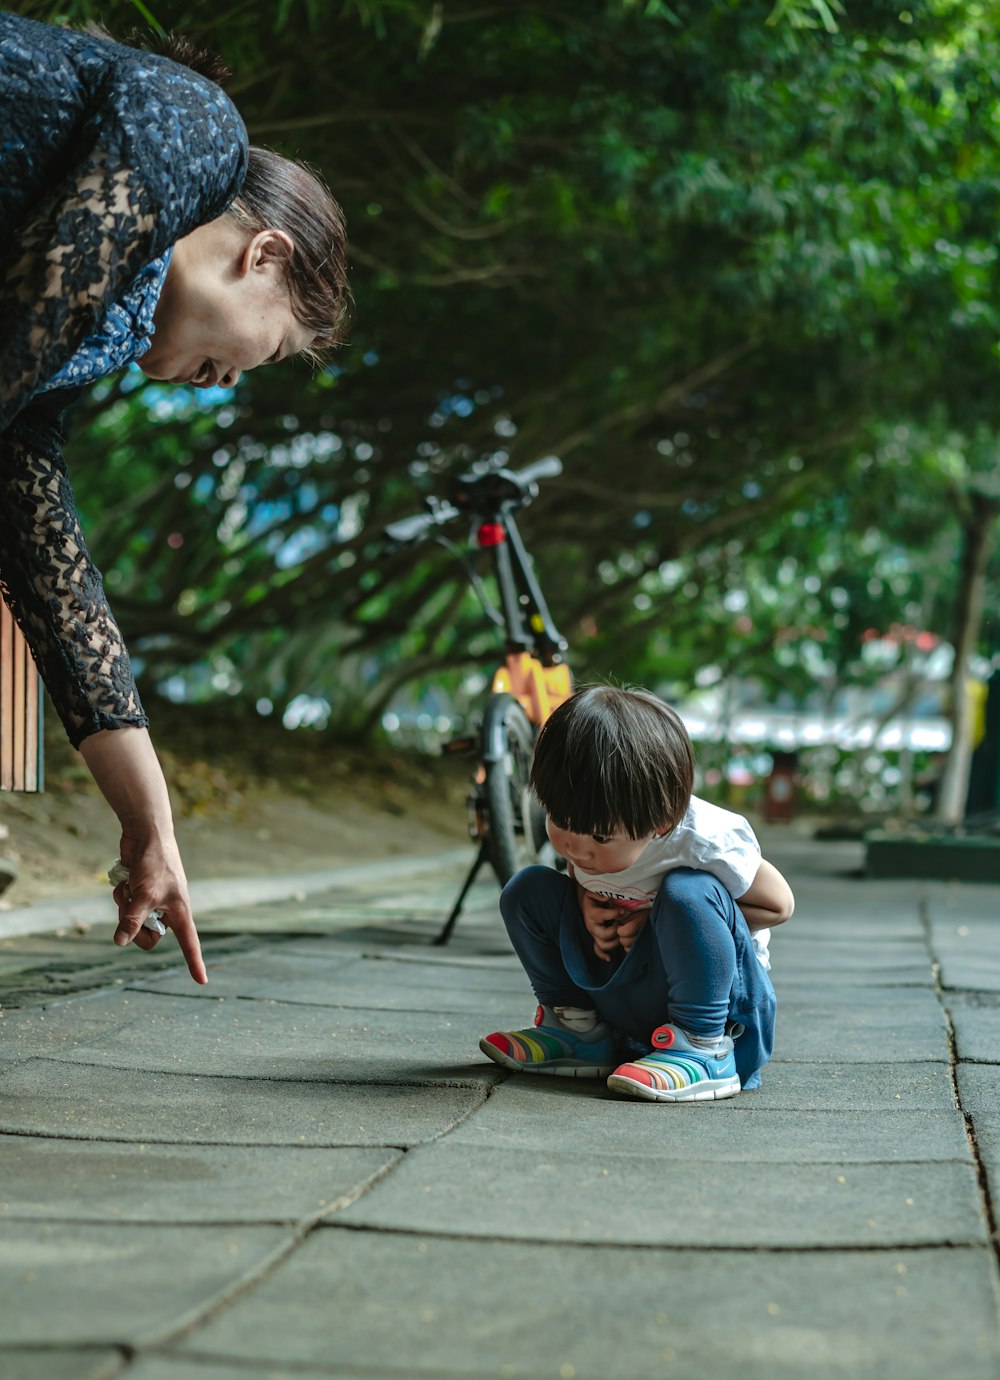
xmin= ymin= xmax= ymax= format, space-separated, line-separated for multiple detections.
xmin=737 ymin=858 xmax=795 ymax=931
xmin=0 ymin=420 xmax=205 ymax=983
xmin=80 ymin=728 xmax=206 ymax=984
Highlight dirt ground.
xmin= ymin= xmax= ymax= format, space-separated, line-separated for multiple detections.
xmin=0 ymin=701 xmax=469 ymax=909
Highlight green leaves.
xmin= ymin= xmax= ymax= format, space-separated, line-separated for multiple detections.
xmin=15 ymin=0 xmax=1000 ymax=727
xmin=767 ymin=0 xmax=845 ymax=35
xmin=127 ymin=0 xmax=165 ymax=33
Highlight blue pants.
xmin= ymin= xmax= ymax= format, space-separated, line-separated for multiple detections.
xmin=499 ymin=866 xmax=776 ymax=1089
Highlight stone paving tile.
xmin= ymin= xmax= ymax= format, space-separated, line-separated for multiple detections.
xmin=945 ymin=993 xmax=1000 ymax=1063
xmin=762 ymin=833 xmax=865 ymax=873
xmin=769 ymin=937 xmax=931 ymax=987
xmin=0 ymin=1060 xmax=488 ymax=1146
xmin=173 ymin=1232 xmax=1000 ymax=1380
xmin=124 ymin=951 xmax=366 ymax=1001
xmin=0 ymin=1222 xmax=290 ymax=1346
xmin=931 ymin=920 xmax=1000 ymax=993
xmin=128 ymin=1360 xmax=363 ymax=1380
xmin=924 ymin=882 xmax=1000 ymax=925
xmin=448 ymin=1078 xmax=972 ymax=1162
xmin=0 ymin=994 xmax=140 ymax=1063
xmin=956 ymin=1061 xmax=1000 ymax=1114
xmin=0 ymin=933 xmax=258 ymax=1009
xmin=127 ymin=951 xmax=534 ymax=1017
xmin=283 ymin=939 xmax=523 ymax=973
xmin=29 ymin=995 xmax=954 ymax=1101
xmin=780 ymin=884 xmax=924 ymax=933
xmin=49 ymin=991 xmax=498 ymax=1084
xmin=785 ymin=914 xmax=926 ymax=940
xmin=196 ymin=907 xmax=447 ymax=943
xmin=278 ymin=870 xmax=489 ymax=910
xmin=773 ymin=968 xmax=932 ymax=990
xmin=755 ymin=1060 xmax=955 ymax=1109
xmin=137 ymin=943 xmax=527 ymax=986
xmin=0 ymin=933 xmax=128 ymax=975
xmin=772 ymin=930 xmax=927 ymax=954
xmin=193 ymin=875 xmax=507 ymax=942
xmin=965 ymin=1114 xmax=1000 ymax=1222
xmin=0 ymin=1135 xmax=401 ymax=1224
xmin=279 ymin=928 xmax=518 ymax=962
xmin=772 ymin=986 xmax=947 ymax=1062
xmin=0 ymin=1350 xmax=122 ymax=1380
xmin=336 ymin=1141 xmax=984 ymax=1248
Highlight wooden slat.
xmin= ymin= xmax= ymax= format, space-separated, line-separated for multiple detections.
xmin=23 ymin=657 xmax=39 ymax=792
xmin=0 ymin=605 xmax=44 ymax=792
xmin=1 ymin=603 xmax=14 ymax=792
xmin=23 ymin=667 xmax=38 ymax=789
xmin=12 ymin=628 xmax=25 ymax=791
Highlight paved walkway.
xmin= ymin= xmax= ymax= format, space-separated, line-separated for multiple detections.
xmin=1 ymin=831 xmax=999 ymax=1379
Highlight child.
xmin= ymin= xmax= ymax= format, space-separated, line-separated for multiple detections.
xmin=480 ymin=685 xmax=794 ymax=1100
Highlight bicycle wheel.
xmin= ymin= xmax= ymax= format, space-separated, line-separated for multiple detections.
xmin=481 ymin=693 xmax=545 ymax=885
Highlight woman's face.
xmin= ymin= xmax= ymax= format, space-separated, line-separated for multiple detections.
xmin=138 ymin=226 xmax=315 ymax=391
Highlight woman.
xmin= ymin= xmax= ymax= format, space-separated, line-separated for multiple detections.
xmin=0 ymin=13 xmax=349 ymax=982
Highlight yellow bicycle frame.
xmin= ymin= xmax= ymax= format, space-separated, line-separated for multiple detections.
xmin=491 ymin=650 xmax=573 ymax=727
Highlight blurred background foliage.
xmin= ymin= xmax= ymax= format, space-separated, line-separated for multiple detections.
xmin=13 ymin=0 xmax=1000 ymax=814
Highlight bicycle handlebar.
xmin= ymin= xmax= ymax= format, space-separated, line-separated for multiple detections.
xmin=383 ymin=457 xmax=563 ymax=545
xmin=510 ymin=455 xmax=563 ymax=487
xmin=384 ymin=502 xmax=461 ymax=544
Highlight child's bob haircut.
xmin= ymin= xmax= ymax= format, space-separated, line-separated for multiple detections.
xmin=530 ymin=685 xmax=694 ymax=840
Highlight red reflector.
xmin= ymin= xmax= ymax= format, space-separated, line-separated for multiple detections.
xmin=477 ymin=522 xmax=506 ymax=547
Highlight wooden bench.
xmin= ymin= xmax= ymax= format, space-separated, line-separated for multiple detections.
xmin=0 ymin=603 xmax=43 ymax=791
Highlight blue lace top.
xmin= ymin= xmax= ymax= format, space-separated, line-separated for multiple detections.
xmin=0 ymin=14 xmax=248 ymax=746
xmin=39 ymin=250 xmax=172 ymax=397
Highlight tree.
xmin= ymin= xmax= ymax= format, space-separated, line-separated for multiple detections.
xmin=15 ymin=1 xmax=1000 ymax=757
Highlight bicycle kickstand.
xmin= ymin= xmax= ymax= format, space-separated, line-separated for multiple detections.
xmin=435 ymin=842 xmax=489 ymax=946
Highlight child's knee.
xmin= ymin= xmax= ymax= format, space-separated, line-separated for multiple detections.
xmin=650 ymin=869 xmax=738 ymax=964
xmin=500 ymin=864 xmax=566 ymax=918
xmin=658 ymin=867 xmax=729 ymax=914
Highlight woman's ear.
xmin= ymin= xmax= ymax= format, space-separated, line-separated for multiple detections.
xmin=240 ymin=228 xmax=295 ymax=276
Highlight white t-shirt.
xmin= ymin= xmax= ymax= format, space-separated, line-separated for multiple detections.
xmin=573 ymin=795 xmax=771 ymax=969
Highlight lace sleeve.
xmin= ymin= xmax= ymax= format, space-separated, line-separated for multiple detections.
xmin=0 ymin=399 xmax=148 ymax=748
xmin=0 ymin=158 xmax=158 ymax=430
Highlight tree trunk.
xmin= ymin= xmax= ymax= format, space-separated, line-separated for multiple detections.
xmin=935 ymin=494 xmax=999 ymax=825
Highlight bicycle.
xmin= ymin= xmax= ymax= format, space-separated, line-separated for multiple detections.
xmin=384 ymin=456 xmax=572 ymax=943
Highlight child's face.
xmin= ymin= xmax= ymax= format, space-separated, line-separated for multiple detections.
xmin=546 ymin=818 xmax=659 ymax=874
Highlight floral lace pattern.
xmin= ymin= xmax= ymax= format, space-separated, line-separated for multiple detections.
xmin=0 ymin=410 xmax=147 ymax=747
xmin=40 ymin=250 xmax=173 ymax=396
xmin=0 ymin=14 xmax=248 ymax=745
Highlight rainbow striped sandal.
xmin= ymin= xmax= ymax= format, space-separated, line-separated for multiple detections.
xmin=480 ymin=1005 xmax=617 ymax=1078
xmin=607 ymin=1023 xmax=741 ymax=1102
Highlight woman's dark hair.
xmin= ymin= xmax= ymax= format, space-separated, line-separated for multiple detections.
xmin=120 ymin=28 xmax=233 ymax=86
xmin=227 ymin=147 xmax=350 ymax=360
xmin=530 ymin=685 xmax=695 ymax=839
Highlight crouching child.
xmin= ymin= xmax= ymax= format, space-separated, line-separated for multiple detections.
xmin=480 ymin=685 xmax=794 ymax=1100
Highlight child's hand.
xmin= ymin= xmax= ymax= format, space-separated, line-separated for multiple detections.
xmin=615 ymin=908 xmax=650 ymax=953
xmin=577 ymin=887 xmax=629 ymax=962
